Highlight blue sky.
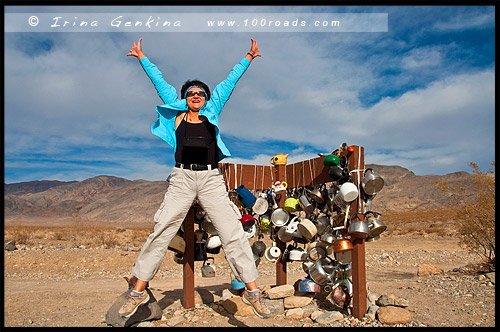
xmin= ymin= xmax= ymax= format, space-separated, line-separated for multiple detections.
xmin=4 ymin=5 xmax=495 ymax=183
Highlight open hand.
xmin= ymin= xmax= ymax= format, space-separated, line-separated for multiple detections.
xmin=127 ymin=38 xmax=145 ymax=59
xmin=248 ymin=38 xmax=261 ymax=58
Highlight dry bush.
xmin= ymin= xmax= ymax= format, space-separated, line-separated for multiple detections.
xmin=4 ymin=224 xmax=152 ymax=249
xmin=435 ymin=162 xmax=495 ymax=270
xmin=381 ymin=208 xmax=459 ymax=235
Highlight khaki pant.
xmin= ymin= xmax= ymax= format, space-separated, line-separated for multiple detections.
xmin=131 ymin=167 xmax=258 ymax=283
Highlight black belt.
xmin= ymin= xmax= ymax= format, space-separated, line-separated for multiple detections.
xmin=175 ymin=163 xmax=218 ymax=171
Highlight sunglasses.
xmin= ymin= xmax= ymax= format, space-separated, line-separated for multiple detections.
xmin=186 ymin=90 xmax=206 ymax=98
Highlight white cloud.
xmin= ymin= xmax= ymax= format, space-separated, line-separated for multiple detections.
xmin=4 ymin=6 xmax=495 ymax=182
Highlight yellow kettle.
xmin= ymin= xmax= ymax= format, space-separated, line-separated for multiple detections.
xmin=270 ymin=153 xmax=289 ymax=166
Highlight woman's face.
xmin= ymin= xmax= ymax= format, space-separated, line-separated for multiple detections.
xmin=186 ymin=87 xmax=206 ymax=112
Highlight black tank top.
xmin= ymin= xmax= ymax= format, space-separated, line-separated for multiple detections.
xmin=175 ymin=112 xmax=218 ymax=165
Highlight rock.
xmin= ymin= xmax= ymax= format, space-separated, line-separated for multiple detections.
xmin=394 ymin=297 xmax=409 ymax=308
xmin=285 ymin=308 xmax=304 ymax=319
xmin=485 ymin=272 xmax=495 ymax=284
xmin=417 ymin=264 xmax=444 ymax=276
xmin=135 ymin=321 xmax=156 ymax=327
xmin=311 ymin=310 xmax=324 ymax=321
xmin=365 ymin=305 xmax=379 ymax=321
xmin=376 ymin=294 xmax=394 ymax=307
xmin=105 ymin=288 xmax=163 ymax=327
xmin=264 ymin=284 xmax=295 ymax=299
xmin=221 ymin=297 xmax=254 ymax=317
xmin=376 ymin=306 xmax=412 ymax=325
xmin=284 ymin=296 xmax=313 ymax=309
xmin=367 ymin=290 xmax=379 ymax=306
xmin=314 ymin=311 xmax=344 ymax=324
xmin=221 ymin=289 xmax=236 ymax=301
xmin=4 ymin=241 xmax=16 ymax=251
xmin=166 ymin=316 xmax=185 ymax=327
xmin=263 ymin=298 xmax=284 ymax=315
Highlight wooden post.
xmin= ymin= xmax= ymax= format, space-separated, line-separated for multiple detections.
xmin=182 ymin=206 xmax=195 ymax=309
xmin=345 ymin=145 xmax=367 ymax=319
xmin=274 ymin=163 xmax=287 ymax=286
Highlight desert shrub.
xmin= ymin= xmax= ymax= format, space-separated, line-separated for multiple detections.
xmin=435 ymin=162 xmax=495 ymax=270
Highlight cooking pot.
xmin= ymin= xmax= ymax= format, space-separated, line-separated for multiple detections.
xmin=194 ymin=242 xmax=208 ymax=261
xmin=334 ymin=250 xmax=352 ymax=264
xmin=205 ymin=235 xmax=222 ymax=249
xmin=297 ymin=218 xmax=318 ymax=241
xmin=309 ymin=256 xmax=336 ymax=285
xmin=285 ymin=216 xmax=303 ymax=238
xmin=348 ymin=219 xmax=370 ymax=239
xmin=361 ymin=168 xmax=384 ymax=196
xmin=323 ymin=154 xmax=340 ymax=168
xmin=289 ymin=248 xmax=307 ymax=261
xmin=235 ymin=185 xmax=257 ymax=208
xmin=306 ymin=241 xmax=327 ymax=261
xmin=302 ymin=260 xmax=315 ymax=274
xmin=201 ymin=217 xmax=218 ymax=235
xmin=201 ymin=257 xmax=216 ymax=278
xmin=251 ymin=240 xmax=267 ymax=258
xmin=273 ymin=181 xmax=288 ymax=194
xmin=264 ymin=242 xmax=281 ymax=262
xmin=309 ymin=184 xmax=327 ymax=204
xmin=252 ymin=196 xmax=269 ymax=215
xmin=298 ymin=194 xmax=315 ymax=215
xmin=240 ymin=214 xmax=256 ymax=230
xmin=365 ymin=211 xmax=387 ymax=238
xmin=270 ymin=208 xmax=290 ymax=227
xmin=329 ymin=284 xmax=351 ymax=309
xmin=338 ymin=182 xmax=359 ymax=202
xmin=314 ymin=216 xmax=330 ymax=235
xmin=259 ymin=214 xmax=271 ymax=232
xmin=332 ymin=213 xmax=346 ymax=228
xmin=332 ymin=237 xmax=353 ymax=253
xmin=270 ymin=153 xmax=289 ymax=166
xmin=168 ymin=234 xmax=186 ymax=254
xmin=328 ymin=165 xmax=345 ymax=182
xmin=366 ymin=235 xmax=381 ymax=242
xmin=194 ymin=229 xmax=206 ymax=242
xmin=244 ymin=224 xmax=257 ymax=238
xmin=173 ymin=252 xmax=184 ymax=264
xmin=284 ymin=197 xmax=300 ymax=213
xmin=298 ymin=278 xmax=321 ymax=293
xmin=277 ymin=226 xmax=294 ymax=242
xmin=320 ymin=231 xmax=336 ymax=246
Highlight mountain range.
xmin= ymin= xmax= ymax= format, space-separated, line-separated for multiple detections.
xmin=4 ymin=164 xmax=476 ymax=226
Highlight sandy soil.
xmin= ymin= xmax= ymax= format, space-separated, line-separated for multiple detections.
xmin=3 ymin=230 xmax=496 ymax=328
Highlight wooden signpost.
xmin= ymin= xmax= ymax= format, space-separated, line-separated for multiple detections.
xmin=182 ymin=145 xmax=367 ymax=319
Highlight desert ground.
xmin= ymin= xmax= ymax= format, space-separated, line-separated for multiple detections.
xmin=3 ymin=215 xmax=496 ymax=328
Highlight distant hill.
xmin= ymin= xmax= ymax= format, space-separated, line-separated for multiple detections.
xmin=4 ymin=165 xmax=476 ymax=226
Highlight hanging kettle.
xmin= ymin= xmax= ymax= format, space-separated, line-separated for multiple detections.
xmin=328 ymin=165 xmax=345 ymax=182
xmin=365 ymin=211 xmax=387 ymax=238
xmin=347 ymin=213 xmax=370 ymax=239
xmin=309 ymin=184 xmax=328 ymax=204
xmin=361 ymin=168 xmax=384 ymax=196
xmin=194 ymin=242 xmax=208 ymax=261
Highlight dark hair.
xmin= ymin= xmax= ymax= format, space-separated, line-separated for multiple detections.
xmin=181 ymin=80 xmax=211 ymax=100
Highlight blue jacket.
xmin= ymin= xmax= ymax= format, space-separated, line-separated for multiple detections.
xmin=139 ymin=56 xmax=251 ymax=161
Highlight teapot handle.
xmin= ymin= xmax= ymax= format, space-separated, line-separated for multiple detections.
xmin=203 ymin=257 xmax=215 ymax=266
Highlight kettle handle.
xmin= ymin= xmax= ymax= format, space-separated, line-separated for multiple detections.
xmin=203 ymin=257 xmax=215 ymax=266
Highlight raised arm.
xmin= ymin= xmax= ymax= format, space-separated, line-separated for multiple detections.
xmin=210 ymin=39 xmax=261 ymax=112
xmin=127 ymin=38 xmax=178 ymax=105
